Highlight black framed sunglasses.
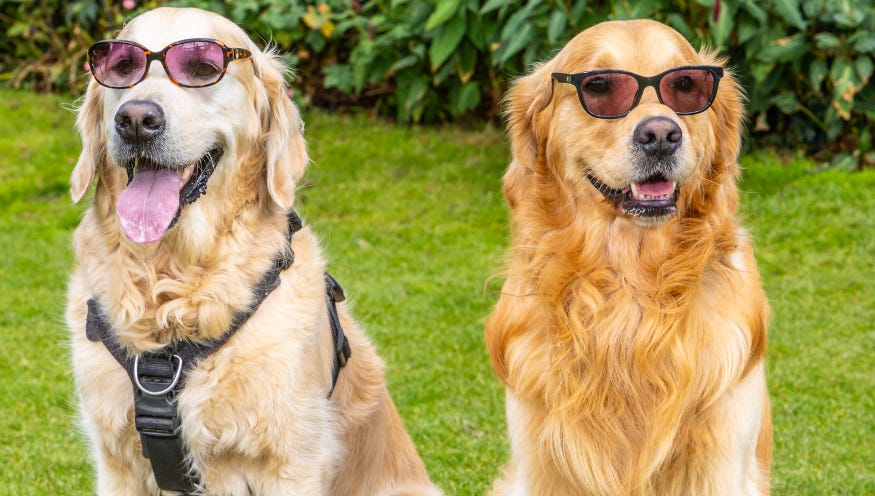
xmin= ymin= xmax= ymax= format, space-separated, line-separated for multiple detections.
xmin=87 ymin=38 xmax=252 ymax=89
xmin=551 ymin=65 xmax=724 ymax=119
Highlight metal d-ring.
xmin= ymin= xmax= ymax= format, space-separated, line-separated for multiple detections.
xmin=133 ymin=354 xmax=183 ymax=397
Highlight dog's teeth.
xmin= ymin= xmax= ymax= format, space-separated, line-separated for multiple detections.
xmin=630 ymin=183 xmax=639 ymax=197
xmin=181 ymin=166 xmax=194 ymax=183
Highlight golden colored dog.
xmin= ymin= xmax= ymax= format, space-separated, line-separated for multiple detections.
xmin=486 ymin=20 xmax=771 ymax=495
xmin=66 ymin=7 xmax=440 ymax=495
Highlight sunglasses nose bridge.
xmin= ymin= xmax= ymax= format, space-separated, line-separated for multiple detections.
xmin=638 ymin=82 xmax=662 ymax=106
xmin=145 ymin=56 xmax=174 ymax=84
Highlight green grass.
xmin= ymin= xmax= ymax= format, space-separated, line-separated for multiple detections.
xmin=0 ymin=88 xmax=872 ymax=495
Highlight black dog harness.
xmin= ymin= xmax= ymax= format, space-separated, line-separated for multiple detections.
xmin=85 ymin=210 xmax=351 ymax=494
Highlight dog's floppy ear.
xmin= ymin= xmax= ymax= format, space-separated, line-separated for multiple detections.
xmin=702 ymin=52 xmax=745 ymax=178
xmin=253 ymin=50 xmax=308 ymax=210
xmin=71 ymin=81 xmax=105 ymax=203
xmin=502 ymin=62 xmax=555 ymax=209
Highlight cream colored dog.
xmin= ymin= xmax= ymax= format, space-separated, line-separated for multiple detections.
xmin=66 ymin=7 xmax=440 ymax=495
xmin=486 ymin=20 xmax=771 ymax=495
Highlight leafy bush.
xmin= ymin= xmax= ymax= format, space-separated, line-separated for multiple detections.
xmin=0 ymin=0 xmax=148 ymax=92
xmin=714 ymin=0 xmax=875 ymax=166
xmin=1 ymin=0 xmax=872 ymax=164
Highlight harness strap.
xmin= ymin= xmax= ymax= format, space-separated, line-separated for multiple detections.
xmin=325 ymin=273 xmax=352 ymax=397
xmin=84 ymin=210 xmax=350 ymax=495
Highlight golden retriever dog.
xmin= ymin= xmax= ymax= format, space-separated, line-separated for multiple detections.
xmin=65 ymin=7 xmax=441 ymax=496
xmin=485 ymin=19 xmax=771 ymax=496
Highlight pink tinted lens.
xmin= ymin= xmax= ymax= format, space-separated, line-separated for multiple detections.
xmin=92 ymin=42 xmax=147 ymax=87
xmin=659 ymin=69 xmax=715 ymax=113
xmin=580 ymin=72 xmax=638 ymax=116
xmin=165 ymin=41 xmax=225 ymax=86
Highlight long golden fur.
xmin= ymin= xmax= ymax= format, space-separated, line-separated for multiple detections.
xmin=485 ymin=20 xmax=771 ymax=495
xmin=66 ymin=8 xmax=440 ymax=495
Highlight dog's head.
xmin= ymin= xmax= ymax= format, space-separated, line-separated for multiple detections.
xmin=71 ymin=7 xmax=306 ymax=244
xmin=504 ymin=19 xmax=744 ymax=227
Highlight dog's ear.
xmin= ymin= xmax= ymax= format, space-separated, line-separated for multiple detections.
xmin=71 ymin=81 xmax=105 ymax=203
xmin=702 ymin=52 xmax=745 ymax=179
xmin=502 ymin=62 xmax=555 ymax=209
xmin=253 ymin=50 xmax=308 ymax=210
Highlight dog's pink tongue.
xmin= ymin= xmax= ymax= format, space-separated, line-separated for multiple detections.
xmin=116 ymin=169 xmax=181 ymax=244
xmin=634 ymin=181 xmax=675 ymax=197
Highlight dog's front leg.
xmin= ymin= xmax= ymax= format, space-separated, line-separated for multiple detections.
xmin=90 ymin=436 xmax=157 ymax=496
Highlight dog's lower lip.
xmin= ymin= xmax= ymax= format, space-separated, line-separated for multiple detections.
xmin=586 ymin=173 xmax=679 ymax=218
xmin=622 ymin=183 xmax=678 ymax=216
xmin=179 ymin=148 xmax=222 ymax=206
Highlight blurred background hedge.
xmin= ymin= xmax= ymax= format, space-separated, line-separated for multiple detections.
xmin=1 ymin=0 xmax=872 ymax=166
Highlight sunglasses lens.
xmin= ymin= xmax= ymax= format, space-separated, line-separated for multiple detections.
xmin=659 ymin=68 xmax=716 ymax=114
xmin=165 ymin=41 xmax=225 ymax=87
xmin=579 ymin=72 xmax=639 ymax=117
xmin=90 ymin=42 xmax=147 ymax=88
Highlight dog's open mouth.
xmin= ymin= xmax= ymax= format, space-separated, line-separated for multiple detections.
xmin=116 ymin=148 xmax=222 ymax=243
xmin=586 ymin=173 xmax=679 ymax=220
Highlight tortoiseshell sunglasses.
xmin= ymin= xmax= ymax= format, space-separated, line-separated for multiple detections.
xmin=87 ymin=38 xmax=251 ymax=89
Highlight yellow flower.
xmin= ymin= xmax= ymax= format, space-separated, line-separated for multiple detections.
xmin=302 ymin=6 xmax=318 ymax=29
xmin=321 ymin=20 xmax=335 ymax=38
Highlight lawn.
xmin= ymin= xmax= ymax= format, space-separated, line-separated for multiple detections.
xmin=0 ymin=88 xmax=872 ymax=495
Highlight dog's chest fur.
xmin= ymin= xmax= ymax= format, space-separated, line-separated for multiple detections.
xmin=498 ymin=225 xmax=767 ymax=494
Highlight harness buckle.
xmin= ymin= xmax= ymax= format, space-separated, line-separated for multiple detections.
xmin=134 ymin=354 xmax=183 ymax=397
xmin=133 ymin=353 xmax=184 ymax=443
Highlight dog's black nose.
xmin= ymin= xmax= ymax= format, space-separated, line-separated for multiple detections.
xmin=633 ymin=117 xmax=682 ymax=158
xmin=114 ymin=100 xmax=165 ymax=144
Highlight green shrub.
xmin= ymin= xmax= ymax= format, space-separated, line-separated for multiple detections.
xmin=0 ymin=0 xmax=154 ymax=92
xmin=716 ymin=0 xmax=875 ymax=166
xmin=1 ymin=0 xmax=872 ymax=164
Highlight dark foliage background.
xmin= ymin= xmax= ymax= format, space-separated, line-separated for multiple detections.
xmin=1 ymin=0 xmax=872 ymax=165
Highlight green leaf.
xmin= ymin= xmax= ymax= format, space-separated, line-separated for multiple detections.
xmin=350 ymin=39 xmax=376 ymax=91
xmin=429 ymin=13 xmax=467 ymax=71
xmin=388 ymin=55 xmax=422 ymax=76
xmin=495 ymin=23 xmax=535 ymax=65
xmin=710 ymin=0 xmax=733 ymax=48
xmin=7 ymin=22 xmax=30 ymax=38
xmin=860 ymin=127 xmax=872 ymax=153
xmin=832 ymin=5 xmax=866 ymax=29
xmin=851 ymin=32 xmax=875 ymax=53
xmin=547 ymin=10 xmax=567 ymax=44
xmin=750 ymin=62 xmax=776 ymax=83
xmin=739 ymin=0 xmax=767 ymax=25
xmin=480 ymin=0 xmax=506 ymax=15
xmin=568 ymin=0 xmax=590 ymax=24
xmin=449 ymin=82 xmax=481 ymax=115
xmin=809 ymin=58 xmax=828 ymax=89
xmin=322 ymin=64 xmax=355 ymax=93
xmin=757 ymin=34 xmax=808 ymax=63
xmin=397 ymin=75 xmax=430 ymax=123
xmin=814 ymin=33 xmax=842 ymax=50
xmin=773 ymin=0 xmax=807 ymax=30
xmin=618 ymin=0 xmax=663 ymax=19
xmin=830 ymin=58 xmax=860 ymax=120
xmin=773 ymin=91 xmax=799 ymax=113
xmin=736 ymin=11 xmax=762 ymax=44
xmin=499 ymin=0 xmax=543 ymax=43
xmin=857 ymin=55 xmax=874 ymax=85
xmin=425 ymin=0 xmax=460 ymax=31
xmin=455 ymin=43 xmax=477 ymax=83
xmin=432 ymin=55 xmax=456 ymax=85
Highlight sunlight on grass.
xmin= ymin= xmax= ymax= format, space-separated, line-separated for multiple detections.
xmin=0 ymin=89 xmax=872 ymax=494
